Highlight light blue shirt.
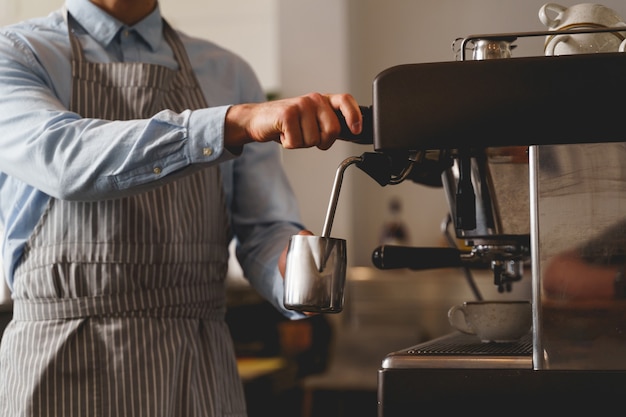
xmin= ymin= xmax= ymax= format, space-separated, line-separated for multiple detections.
xmin=0 ymin=0 xmax=305 ymax=318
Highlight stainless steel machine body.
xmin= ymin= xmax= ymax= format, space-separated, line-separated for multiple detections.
xmin=341 ymin=31 xmax=626 ymax=414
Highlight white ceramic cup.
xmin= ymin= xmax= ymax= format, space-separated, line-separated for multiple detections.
xmin=539 ymin=2 xmax=626 ymax=55
xmin=448 ymin=300 xmax=532 ymax=343
xmin=620 ymin=38 xmax=626 ymax=52
xmin=544 ymin=28 xmax=626 ymax=55
xmin=539 ymin=2 xmax=625 ymax=30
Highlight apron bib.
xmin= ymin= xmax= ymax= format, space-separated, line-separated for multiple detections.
xmin=0 ymin=13 xmax=246 ymax=417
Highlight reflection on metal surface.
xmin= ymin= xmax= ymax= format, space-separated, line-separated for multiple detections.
xmin=536 ymin=143 xmax=626 ymax=370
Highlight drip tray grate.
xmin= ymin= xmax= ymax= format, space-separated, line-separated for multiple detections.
xmin=409 ymin=332 xmax=532 ymax=356
xmin=381 ymin=332 xmax=533 ymax=369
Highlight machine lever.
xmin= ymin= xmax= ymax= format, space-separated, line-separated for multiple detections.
xmin=335 ymin=106 xmax=374 ymax=144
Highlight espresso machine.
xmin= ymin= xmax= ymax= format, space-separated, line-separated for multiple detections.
xmin=330 ymin=28 xmax=626 ymax=414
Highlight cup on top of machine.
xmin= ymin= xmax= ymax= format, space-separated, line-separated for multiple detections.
xmin=447 ymin=300 xmax=532 ymax=343
xmin=539 ymin=2 xmax=626 ymax=55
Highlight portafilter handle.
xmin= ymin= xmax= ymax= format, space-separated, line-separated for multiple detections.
xmin=372 ymin=245 xmax=464 ymax=270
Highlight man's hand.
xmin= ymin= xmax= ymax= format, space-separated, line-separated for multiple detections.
xmin=225 ymin=92 xmax=362 ymax=150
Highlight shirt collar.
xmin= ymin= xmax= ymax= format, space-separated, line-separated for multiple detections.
xmin=65 ymin=0 xmax=164 ymax=51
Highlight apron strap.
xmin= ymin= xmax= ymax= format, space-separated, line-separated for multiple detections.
xmin=12 ymin=282 xmax=225 ymax=321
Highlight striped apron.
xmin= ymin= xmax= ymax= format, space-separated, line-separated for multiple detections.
xmin=0 ymin=14 xmax=247 ymax=417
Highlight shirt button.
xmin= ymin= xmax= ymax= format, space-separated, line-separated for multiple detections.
xmin=203 ymin=147 xmax=213 ymax=156
xmin=123 ymin=30 xmax=130 ymax=37
xmin=153 ymin=167 xmax=162 ymax=175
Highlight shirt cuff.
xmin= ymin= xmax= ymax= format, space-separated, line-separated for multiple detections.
xmin=187 ymin=106 xmax=240 ymax=164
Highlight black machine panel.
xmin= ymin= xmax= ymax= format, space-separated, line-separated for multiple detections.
xmin=372 ymin=52 xmax=626 ymax=151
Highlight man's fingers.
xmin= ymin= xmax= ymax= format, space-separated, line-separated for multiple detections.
xmin=328 ymin=93 xmax=362 ymax=135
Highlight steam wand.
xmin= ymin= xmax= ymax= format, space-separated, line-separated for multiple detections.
xmin=322 ymin=151 xmax=411 ymax=237
xmin=321 ymin=156 xmax=363 ymax=238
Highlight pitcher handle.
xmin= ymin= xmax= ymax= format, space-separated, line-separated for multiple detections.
xmin=544 ymin=34 xmax=569 ymax=56
xmin=539 ymin=3 xmax=566 ymax=29
xmin=447 ymin=305 xmax=475 ymax=335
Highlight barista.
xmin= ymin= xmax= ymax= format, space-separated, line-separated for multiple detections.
xmin=0 ymin=1 xmax=362 ymax=416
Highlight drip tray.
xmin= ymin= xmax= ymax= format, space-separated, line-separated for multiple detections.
xmin=381 ymin=331 xmax=532 ymax=369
